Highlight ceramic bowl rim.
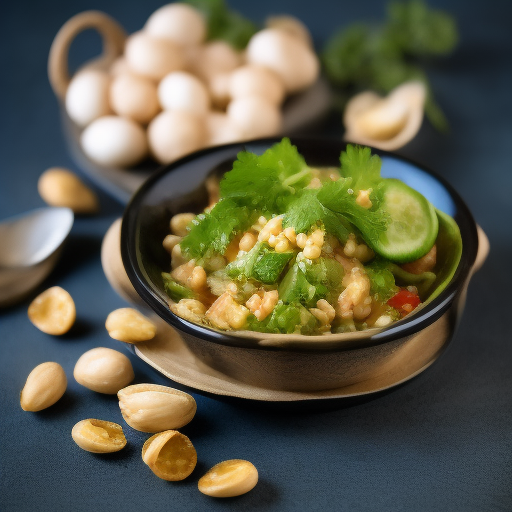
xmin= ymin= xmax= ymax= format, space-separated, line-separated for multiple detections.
xmin=121 ymin=137 xmax=479 ymax=354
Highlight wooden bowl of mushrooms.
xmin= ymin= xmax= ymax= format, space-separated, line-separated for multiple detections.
xmin=48 ymin=3 xmax=331 ymax=202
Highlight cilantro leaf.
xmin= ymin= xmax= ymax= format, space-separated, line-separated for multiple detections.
xmin=184 ymin=0 xmax=258 ymax=49
xmin=220 ymin=138 xmax=312 ymax=214
xmin=180 ymin=198 xmax=254 ymax=259
xmin=387 ymin=0 xmax=458 ymax=56
xmin=340 ymin=144 xmax=383 ymax=192
xmin=318 ymin=180 xmax=389 ymax=248
xmin=283 ymin=189 xmax=352 ymax=242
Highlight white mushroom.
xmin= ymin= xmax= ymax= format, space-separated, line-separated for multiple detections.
xmin=110 ymin=74 xmax=160 ymax=124
xmin=158 ymin=71 xmax=210 ymax=115
xmin=65 ymin=69 xmax=111 ymax=127
xmin=265 ymin=15 xmax=313 ymax=48
xmin=229 ymin=65 xmax=285 ymax=106
xmin=144 ymin=3 xmax=206 ymax=47
xmin=227 ymin=96 xmax=282 ymax=139
xmin=344 ymin=81 xmax=427 ymax=151
xmin=124 ymin=31 xmax=184 ymax=81
xmin=81 ymin=116 xmax=148 ymax=168
xmin=246 ymin=29 xmax=319 ymax=93
xmin=148 ymin=110 xmax=205 ymax=164
xmin=205 ymin=112 xmax=244 ymax=147
xmin=189 ymin=41 xmax=243 ymax=82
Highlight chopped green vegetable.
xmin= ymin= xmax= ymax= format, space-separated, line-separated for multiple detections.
xmin=184 ymin=0 xmax=258 ymax=49
xmin=247 ymin=302 xmax=318 ymax=334
xmin=252 ymin=251 xmax=295 ymax=284
xmin=226 ymin=242 xmax=294 ymax=284
xmin=322 ymin=0 xmax=458 ymax=131
xmin=278 ymin=257 xmax=344 ymax=307
xmin=162 ymin=273 xmax=195 ymax=302
xmin=365 ymin=261 xmax=399 ymax=301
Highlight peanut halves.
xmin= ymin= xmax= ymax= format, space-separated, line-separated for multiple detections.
xmin=142 ymin=430 xmax=197 ymax=481
xmin=72 ymin=419 xmax=127 ymax=453
xmin=118 ymin=383 xmax=196 ymax=433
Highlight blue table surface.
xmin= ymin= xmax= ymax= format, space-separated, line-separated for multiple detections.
xmin=1 ymin=1 xmax=511 ymax=510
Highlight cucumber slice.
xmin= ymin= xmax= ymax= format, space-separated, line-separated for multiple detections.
xmin=373 ymin=179 xmax=438 ymax=263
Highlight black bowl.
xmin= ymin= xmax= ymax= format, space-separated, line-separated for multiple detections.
xmin=121 ymin=138 xmax=486 ymax=394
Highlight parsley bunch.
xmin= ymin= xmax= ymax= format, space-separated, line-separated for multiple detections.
xmin=322 ymin=0 xmax=458 ymax=132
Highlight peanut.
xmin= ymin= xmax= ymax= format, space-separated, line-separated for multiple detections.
xmin=28 ymin=286 xmax=76 ymax=335
xmin=72 ymin=419 xmax=126 ymax=453
xmin=74 ymin=347 xmax=134 ymax=394
xmin=142 ymin=430 xmax=197 ymax=481
xmin=20 ymin=362 xmax=67 ymax=412
xmin=38 ymin=167 xmax=98 ymax=214
xmin=118 ymin=383 xmax=196 ymax=433
xmin=198 ymin=460 xmax=258 ymax=498
xmin=105 ymin=308 xmax=156 ymax=343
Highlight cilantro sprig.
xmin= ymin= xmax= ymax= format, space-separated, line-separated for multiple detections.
xmin=322 ymin=0 xmax=458 ymax=132
xmin=180 ymin=139 xmax=390 ymax=260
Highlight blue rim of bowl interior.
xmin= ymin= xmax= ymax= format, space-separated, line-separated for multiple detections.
xmin=121 ymin=137 xmax=479 ymax=353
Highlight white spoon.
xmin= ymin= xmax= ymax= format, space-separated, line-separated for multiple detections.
xmin=0 ymin=207 xmax=74 ymax=307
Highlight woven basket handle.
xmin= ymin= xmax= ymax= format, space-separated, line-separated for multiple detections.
xmin=48 ymin=10 xmax=126 ymax=100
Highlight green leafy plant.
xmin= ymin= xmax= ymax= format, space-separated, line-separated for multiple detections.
xmin=322 ymin=0 xmax=458 ymax=131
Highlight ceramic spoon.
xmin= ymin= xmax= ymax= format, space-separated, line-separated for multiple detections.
xmin=0 ymin=207 xmax=74 ymax=307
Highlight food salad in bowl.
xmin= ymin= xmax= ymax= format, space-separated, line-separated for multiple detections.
xmin=162 ymin=139 xmax=460 ymax=336
xmin=122 ymin=138 xmax=486 ymax=393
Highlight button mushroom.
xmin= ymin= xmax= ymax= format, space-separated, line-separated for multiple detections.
xmin=343 ymin=81 xmax=427 ymax=151
xmin=227 ymin=96 xmax=282 ymax=139
xmin=124 ymin=31 xmax=184 ymax=81
xmin=229 ymin=65 xmax=285 ymax=106
xmin=246 ymin=28 xmax=319 ymax=93
xmin=144 ymin=3 xmax=206 ymax=47
xmin=158 ymin=71 xmax=210 ymax=115
xmin=81 ymin=116 xmax=148 ymax=168
xmin=148 ymin=110 xmax=205 ymax=164
xmin=110 ymin=73 xmax=160 ymax=125
xmin=65 ymin=69 xmax=112 ymax=127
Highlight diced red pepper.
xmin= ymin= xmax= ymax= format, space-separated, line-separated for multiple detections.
xmin=387 ymin=289 xmax=421 ymax=317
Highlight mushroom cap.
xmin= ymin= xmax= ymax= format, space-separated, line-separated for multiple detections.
xmin=158 ymin=71 xmax=210 ymax=115
xmin=110 ymin=73 xmax=160 ymax=125
xmin=125 ymin=31 xmax=184 ymax=81
xmin=81 ymin=116 xmax=148 ymax=168
xmin=229 ymin=65 xmax=285 ymax=106
xmin=343 ymin=81 xmax=427 ymax=151
xmin=148 ymin=110 xmax=206 ymax=164
xmin=246 ymin=28 xmax=319 ymax=93
xmin=65 ymin=69 xmax=112 ymax=127
xmin=206 ymin=111 xmax=244 ymax=147
xmin=265 ymin=15 xmax=313 ymax=48
xmin=227 ymin=96 xmax=282 ymax=139
xmin=144 ymin=3 xmax=206 ymax=46
xmin=189 ymin=40 xmax=243 ymax=82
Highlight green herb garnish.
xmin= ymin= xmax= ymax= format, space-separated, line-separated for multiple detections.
xmin=322 ymin=0 xmax=458 ymax=131
xmin=185 ymin=0 xmax=258 ymax=49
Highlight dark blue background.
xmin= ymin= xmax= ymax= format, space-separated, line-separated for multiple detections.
xmin=1 ymin=1 xmax=511 ymax=510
